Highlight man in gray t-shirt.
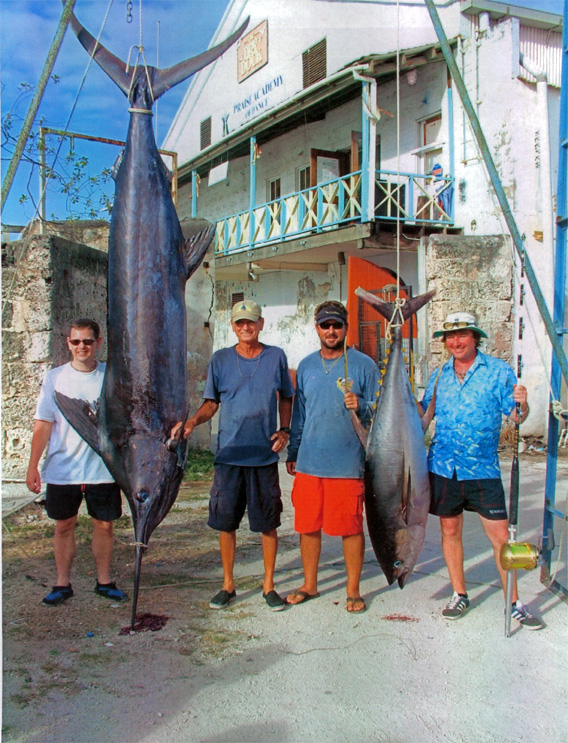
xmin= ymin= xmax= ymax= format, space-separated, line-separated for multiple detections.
xmin=173 ymin=300 xmax=294 ymax=611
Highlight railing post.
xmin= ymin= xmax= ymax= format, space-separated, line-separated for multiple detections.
xmin=249 ymin=136 xmax=257 ymax=249
xmin=360 ymin=80 xmax=377 ymax=222
xmin=191 ymin=170 xmax=198 ymax=218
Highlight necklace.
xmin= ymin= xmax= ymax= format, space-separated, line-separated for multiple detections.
xmin=235 ymin=347 xmax=262 ymax=378
xmin=321 ymin=352 xmax=343 ymax=375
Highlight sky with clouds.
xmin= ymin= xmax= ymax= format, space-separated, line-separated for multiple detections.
xmin=0 ymin=0 xmax=565 ymax=227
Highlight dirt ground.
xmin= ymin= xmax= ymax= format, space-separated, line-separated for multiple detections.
xmin=2 ymin=456 xmax=567 ymax=743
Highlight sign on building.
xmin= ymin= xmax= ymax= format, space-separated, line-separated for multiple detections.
xmin=237 ymin=20 xmax=268 ymax=83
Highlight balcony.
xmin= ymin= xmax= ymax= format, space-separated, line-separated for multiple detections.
xmin=214 ymin=169 xmax=454 ymax=256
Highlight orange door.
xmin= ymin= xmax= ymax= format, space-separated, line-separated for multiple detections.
xmin=346 ymin=256 xmax=415 ymax=372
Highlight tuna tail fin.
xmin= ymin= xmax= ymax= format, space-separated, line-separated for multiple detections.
xmin=66 ymin=6 xmax=248 ymax=101
xmin=355 ymin=287 xmax=436 ymax=323
xmin=180 ymin=219 xmax=216 ymax=279
xmin=54 ymin=392 xmax=101 ymax=456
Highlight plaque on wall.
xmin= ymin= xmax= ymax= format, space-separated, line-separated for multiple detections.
xmin=237 ymin=20 xmax=268 ymax=83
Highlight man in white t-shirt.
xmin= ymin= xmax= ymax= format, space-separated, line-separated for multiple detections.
xmin=26 ymin=318 xmax=127 ymax=606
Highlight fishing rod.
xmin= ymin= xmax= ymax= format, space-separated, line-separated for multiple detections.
xmin=500 ymin=399 xmax=539 ymax=637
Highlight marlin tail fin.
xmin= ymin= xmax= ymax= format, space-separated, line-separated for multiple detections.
xmin=66 ymin=4 xmax=248 ymax=103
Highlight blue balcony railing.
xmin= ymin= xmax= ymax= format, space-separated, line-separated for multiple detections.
xmin=215 ymin=169 xmax=454 ymax=256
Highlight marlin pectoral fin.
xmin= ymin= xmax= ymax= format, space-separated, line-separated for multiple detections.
xmin=181 ymin=221 xmax=216 ymax=279
xmin=54 ymin=392 xmax=101 ymax=456
xmin=152 ymin=18 xmax=249 ymax=98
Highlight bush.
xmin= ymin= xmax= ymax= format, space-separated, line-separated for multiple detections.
xmin=184 ymin=447 xmax=215 ymax=481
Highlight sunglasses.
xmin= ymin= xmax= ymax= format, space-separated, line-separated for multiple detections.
xmin=319 ymin=321 xmax=344 ymax=329
xmin=68 ymin=338 xmax=96 ymax=346
xmin=442 ymin=320 xmax=472 ymax=330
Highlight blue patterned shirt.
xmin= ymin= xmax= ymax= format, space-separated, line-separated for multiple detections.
xmin=421 ymin=351 xmax=516 ymax=480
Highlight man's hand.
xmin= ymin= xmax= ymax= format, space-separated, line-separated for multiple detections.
xmin=513 ymin=384 xmax=527 ymax=406
xmin=344 ymin=392 xmax=359 ymax=410
xmin=170 ymin=420 xmax=195 ymax=441
xmin=271 ymin=429 xmax=289 ymax=453
xmin=26 ymin=466 xmax=42 ymax=494
xmin=286 ymin=461 xmax=296 ymax=476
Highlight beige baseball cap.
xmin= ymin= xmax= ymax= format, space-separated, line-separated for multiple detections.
xmin=231 ymin=299 xmax=262 ymax=322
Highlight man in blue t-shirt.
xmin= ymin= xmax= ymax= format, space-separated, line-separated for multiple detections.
xmin=174 ymin=300 xmax=294 ymax=612
xmin=421 ymin=311 xmax=542 ymax=629
xmin=286 ymin=300 xmax=379 ymax=613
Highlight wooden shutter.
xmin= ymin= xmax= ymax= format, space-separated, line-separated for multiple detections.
xmin=302 ymin=39 xmax=326 ymax=89
xmin=200 ymin=117 xmax=212 ymax=150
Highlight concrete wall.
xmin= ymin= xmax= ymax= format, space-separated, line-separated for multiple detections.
xmin=2 ymin=235 xmax=108 ymax=480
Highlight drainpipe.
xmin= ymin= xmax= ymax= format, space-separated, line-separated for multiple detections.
xmin=353 ymin=69 xmax=378 ymax=223
xmin=519 ymin=53 xmax=554 ymax=299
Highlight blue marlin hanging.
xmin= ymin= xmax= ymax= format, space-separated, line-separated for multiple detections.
xmin=55 ymin=6 xmax=248 ymax=625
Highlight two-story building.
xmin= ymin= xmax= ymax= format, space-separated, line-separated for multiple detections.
xmin=163 ymin=0 xmax=563 ymax=437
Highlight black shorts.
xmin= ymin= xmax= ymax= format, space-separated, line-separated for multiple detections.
xmin=208 ymin=462 xmax=282 ymax=533
xmin=46 ymin=483 xmax=122 ymax=521
xmin=429 ymin=471 xmax=508 ymax=520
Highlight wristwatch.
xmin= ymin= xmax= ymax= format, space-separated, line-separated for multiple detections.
xmin=279 ymin=427 xmax=291 ymax=434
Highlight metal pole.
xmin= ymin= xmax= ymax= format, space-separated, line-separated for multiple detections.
xmin=249 ymin=136 xmax=257 ymax=249
xmin=1 ymin=0 xmax=76 ymax=213
xmin=542 ymin=0 xmax=568 ymax=590
xmin=423 ymin=0 xmax=568 ymax=387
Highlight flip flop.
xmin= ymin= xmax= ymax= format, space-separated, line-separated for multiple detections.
xmin=285 ymin=589 xmax=320 ymax=605
xmin=346 ymin=596 xmax=366 ymax=613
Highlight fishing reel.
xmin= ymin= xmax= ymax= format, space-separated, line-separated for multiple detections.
xmin=499 ymin=541 xmax=540 ymax=571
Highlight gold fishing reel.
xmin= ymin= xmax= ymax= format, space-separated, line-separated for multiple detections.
xmin=499 ymin=542 xmax=539 ymax=571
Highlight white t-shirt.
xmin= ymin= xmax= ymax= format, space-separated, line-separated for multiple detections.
xmin=35 ymin=362 xmax=113 ymax=485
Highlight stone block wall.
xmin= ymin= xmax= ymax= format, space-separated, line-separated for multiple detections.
xmin=2 ymin=235 xmax=108 ymax=480
xmin=425 ymin=233 xmax=514 ymax=371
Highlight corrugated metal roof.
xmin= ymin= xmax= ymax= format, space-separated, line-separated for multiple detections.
xmin=519 ymin=26 xmax=563 ymax=88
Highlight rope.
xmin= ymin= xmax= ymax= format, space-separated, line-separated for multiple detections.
xmin=125 ymin=0 xmax=155 ymax=104
xmin=2 ymin=0 xmax=115 ymax=317
xmin=395 ymin=0 xmax=401 ymax=300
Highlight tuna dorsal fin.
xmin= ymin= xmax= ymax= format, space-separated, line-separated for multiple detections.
xmin=355 ymin=287 xmax=436 ymax=323
xmin=54 ymin=391 xmax=101 ymax=456
xmin=67 ymin=6 xmax=249 ymax=102
xmin=153 ymin=19 xmax=250 ymax=99
xmin=180 ymin=220 xmax=216 ymax=279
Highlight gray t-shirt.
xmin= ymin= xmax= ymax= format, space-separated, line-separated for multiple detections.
xmin=203 ymin=344 xmax=294 ymax=467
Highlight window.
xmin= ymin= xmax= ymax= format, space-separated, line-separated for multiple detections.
xmin=419 ymin=114 xmax=442 ymax=174
xmin=296 ymin=166 xmax=310 ymax=192
xmin=267 ymin=178 xmax=281 ymax=202
xmin=302 ymin=38 xmax=326 ymax=89
xmin=200 ymin=117 xmax=212 ymax=150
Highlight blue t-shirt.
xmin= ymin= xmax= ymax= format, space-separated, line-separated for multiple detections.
xmin=287 ymin=348 xmax=380 ymax=479
xmin=204 ymin=344 xmax=294 ymax=467
xmin=421 ymin=350 xmax=516 ymax=480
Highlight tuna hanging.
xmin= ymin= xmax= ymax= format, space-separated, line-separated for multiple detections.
xmin=355 ymin=287 xmax=434 ymax=588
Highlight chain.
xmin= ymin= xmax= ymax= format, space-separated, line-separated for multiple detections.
xmin=126 ymin=0 xmax=133 ymax=23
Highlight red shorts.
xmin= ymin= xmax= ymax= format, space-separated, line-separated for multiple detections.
xmin=291 ymin=472 xmax=364 ymax=537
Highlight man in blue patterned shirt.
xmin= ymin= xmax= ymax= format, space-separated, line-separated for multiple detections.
xmin=421 ymin=312 xmax=542 ymax=629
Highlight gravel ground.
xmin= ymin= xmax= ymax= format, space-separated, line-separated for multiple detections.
xmin=2 ymin=454 xmax=567 ymax=743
